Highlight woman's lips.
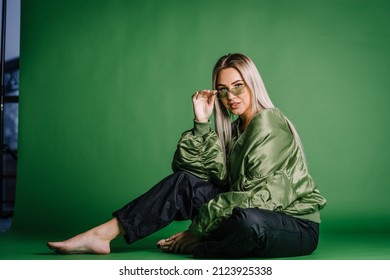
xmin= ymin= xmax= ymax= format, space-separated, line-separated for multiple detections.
xmin=230 ymin=102 xmax=241 ymax=109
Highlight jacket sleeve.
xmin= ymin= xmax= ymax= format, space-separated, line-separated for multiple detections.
xmin=172 ymin=120 xmax=227 ymax=186
xmin=189 ymin=123 xmax=309 ymax=237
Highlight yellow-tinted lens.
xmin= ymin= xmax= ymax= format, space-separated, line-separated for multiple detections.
xmin=231 ymin=84 xmax=245 ymax=96
xmin=217 ymin=89 xmax=229 ymax=99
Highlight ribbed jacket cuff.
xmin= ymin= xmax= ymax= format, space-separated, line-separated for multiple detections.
xmin=193 ymin=120 xmax=211 ymax=136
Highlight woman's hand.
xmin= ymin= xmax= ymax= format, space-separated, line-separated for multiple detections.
xmin=157 ymin=230 xmax=201 ymax=254
xmin=192 ymin=90 xmax=217 ymax=123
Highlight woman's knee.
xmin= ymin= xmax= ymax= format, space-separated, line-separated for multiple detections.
xmin=170 ymin=171 xmax=204 ymax=186
xmin=170 ymin=170 xmax=193 ymax=181
xmin=164 ymin=171 xmax=198 ymax=191
xmin=229 ymin=207 xmax=269 ymax=237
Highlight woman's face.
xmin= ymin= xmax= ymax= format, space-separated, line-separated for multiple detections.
xmin=216 ymin=67 xmax=252 ymax=119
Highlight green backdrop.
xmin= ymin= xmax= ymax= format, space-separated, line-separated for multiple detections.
xmin=9 ymin=0 xmax=390 ymax=251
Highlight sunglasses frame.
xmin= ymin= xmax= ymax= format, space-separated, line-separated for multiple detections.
xmin=216 ymin=83 xmax=246 ymax=99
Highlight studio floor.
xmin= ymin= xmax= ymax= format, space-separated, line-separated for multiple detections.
xmin=0 ymin=223 xmax=389 ymax=260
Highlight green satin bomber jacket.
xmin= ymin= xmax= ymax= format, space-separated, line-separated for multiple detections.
xmin=172 ymin=108 xmax=326 ymax=238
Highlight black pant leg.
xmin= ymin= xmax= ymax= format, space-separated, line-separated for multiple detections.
xmin=193 ymin=207 xmax=319 ymax=259
xmin=112 ymin=171 xmax=224 ymax=244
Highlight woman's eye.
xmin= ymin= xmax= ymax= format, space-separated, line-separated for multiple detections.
xmin=234 ymin=83 xmax=243 ymax=88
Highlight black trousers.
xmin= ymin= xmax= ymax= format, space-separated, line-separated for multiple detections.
xmin=113 ymin=171 xmax=319 ymax=258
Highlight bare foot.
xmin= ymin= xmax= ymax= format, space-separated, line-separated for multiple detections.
xmin=47 ymin=218 xmax=122 ymax=254
xmin=47 ymin=230 xmax=111 ymax=254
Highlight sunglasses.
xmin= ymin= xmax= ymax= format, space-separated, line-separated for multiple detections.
xmin=216 ymin=83 xmax=246 ymax=99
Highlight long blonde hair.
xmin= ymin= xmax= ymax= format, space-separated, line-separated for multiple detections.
xmin=212 ymin=53 xmax=307 ymax=164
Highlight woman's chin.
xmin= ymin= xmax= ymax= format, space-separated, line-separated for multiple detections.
xmin=228 ymin=109 xmax=242 ymax=116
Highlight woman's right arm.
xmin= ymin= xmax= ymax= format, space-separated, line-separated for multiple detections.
xmin=172 ymin=121 xmax=227 ymax=185
xmin=172 ymin=90 xmax=227 ymax=186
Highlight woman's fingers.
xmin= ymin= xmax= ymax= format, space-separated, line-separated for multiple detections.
xmin=201 ymin=90 xmax=217 ymax=100
xmin=157 ymin=231 xmax=186 ymax=251
xmin=172 ymin=237 xmax=200 ymax=254
xmin=168 ymin=231 xmax=185 ymax=240
xmin=172 ymin=239 xmax=191 ymax=254
xmin=157 ymin=230 xmax=200 ymax=254
xmin=157 ymin=238 xmax=175 ymax=252
xmin=192 ymin=90 xmax=216 ymax=101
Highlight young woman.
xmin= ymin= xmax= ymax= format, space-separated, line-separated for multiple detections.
xmin=47 ymin=53 xmax=326 ymax=258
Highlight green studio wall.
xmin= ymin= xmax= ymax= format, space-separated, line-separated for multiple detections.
xmin=15 ymin=0 xmax=390 ymax=237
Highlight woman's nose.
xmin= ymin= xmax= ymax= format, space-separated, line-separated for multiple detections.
xmin=226 ymin=91 xmax=235 ymax=100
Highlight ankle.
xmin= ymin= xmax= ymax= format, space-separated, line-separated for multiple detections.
xmin=92 ymin=219 xmax=121 ymax=242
